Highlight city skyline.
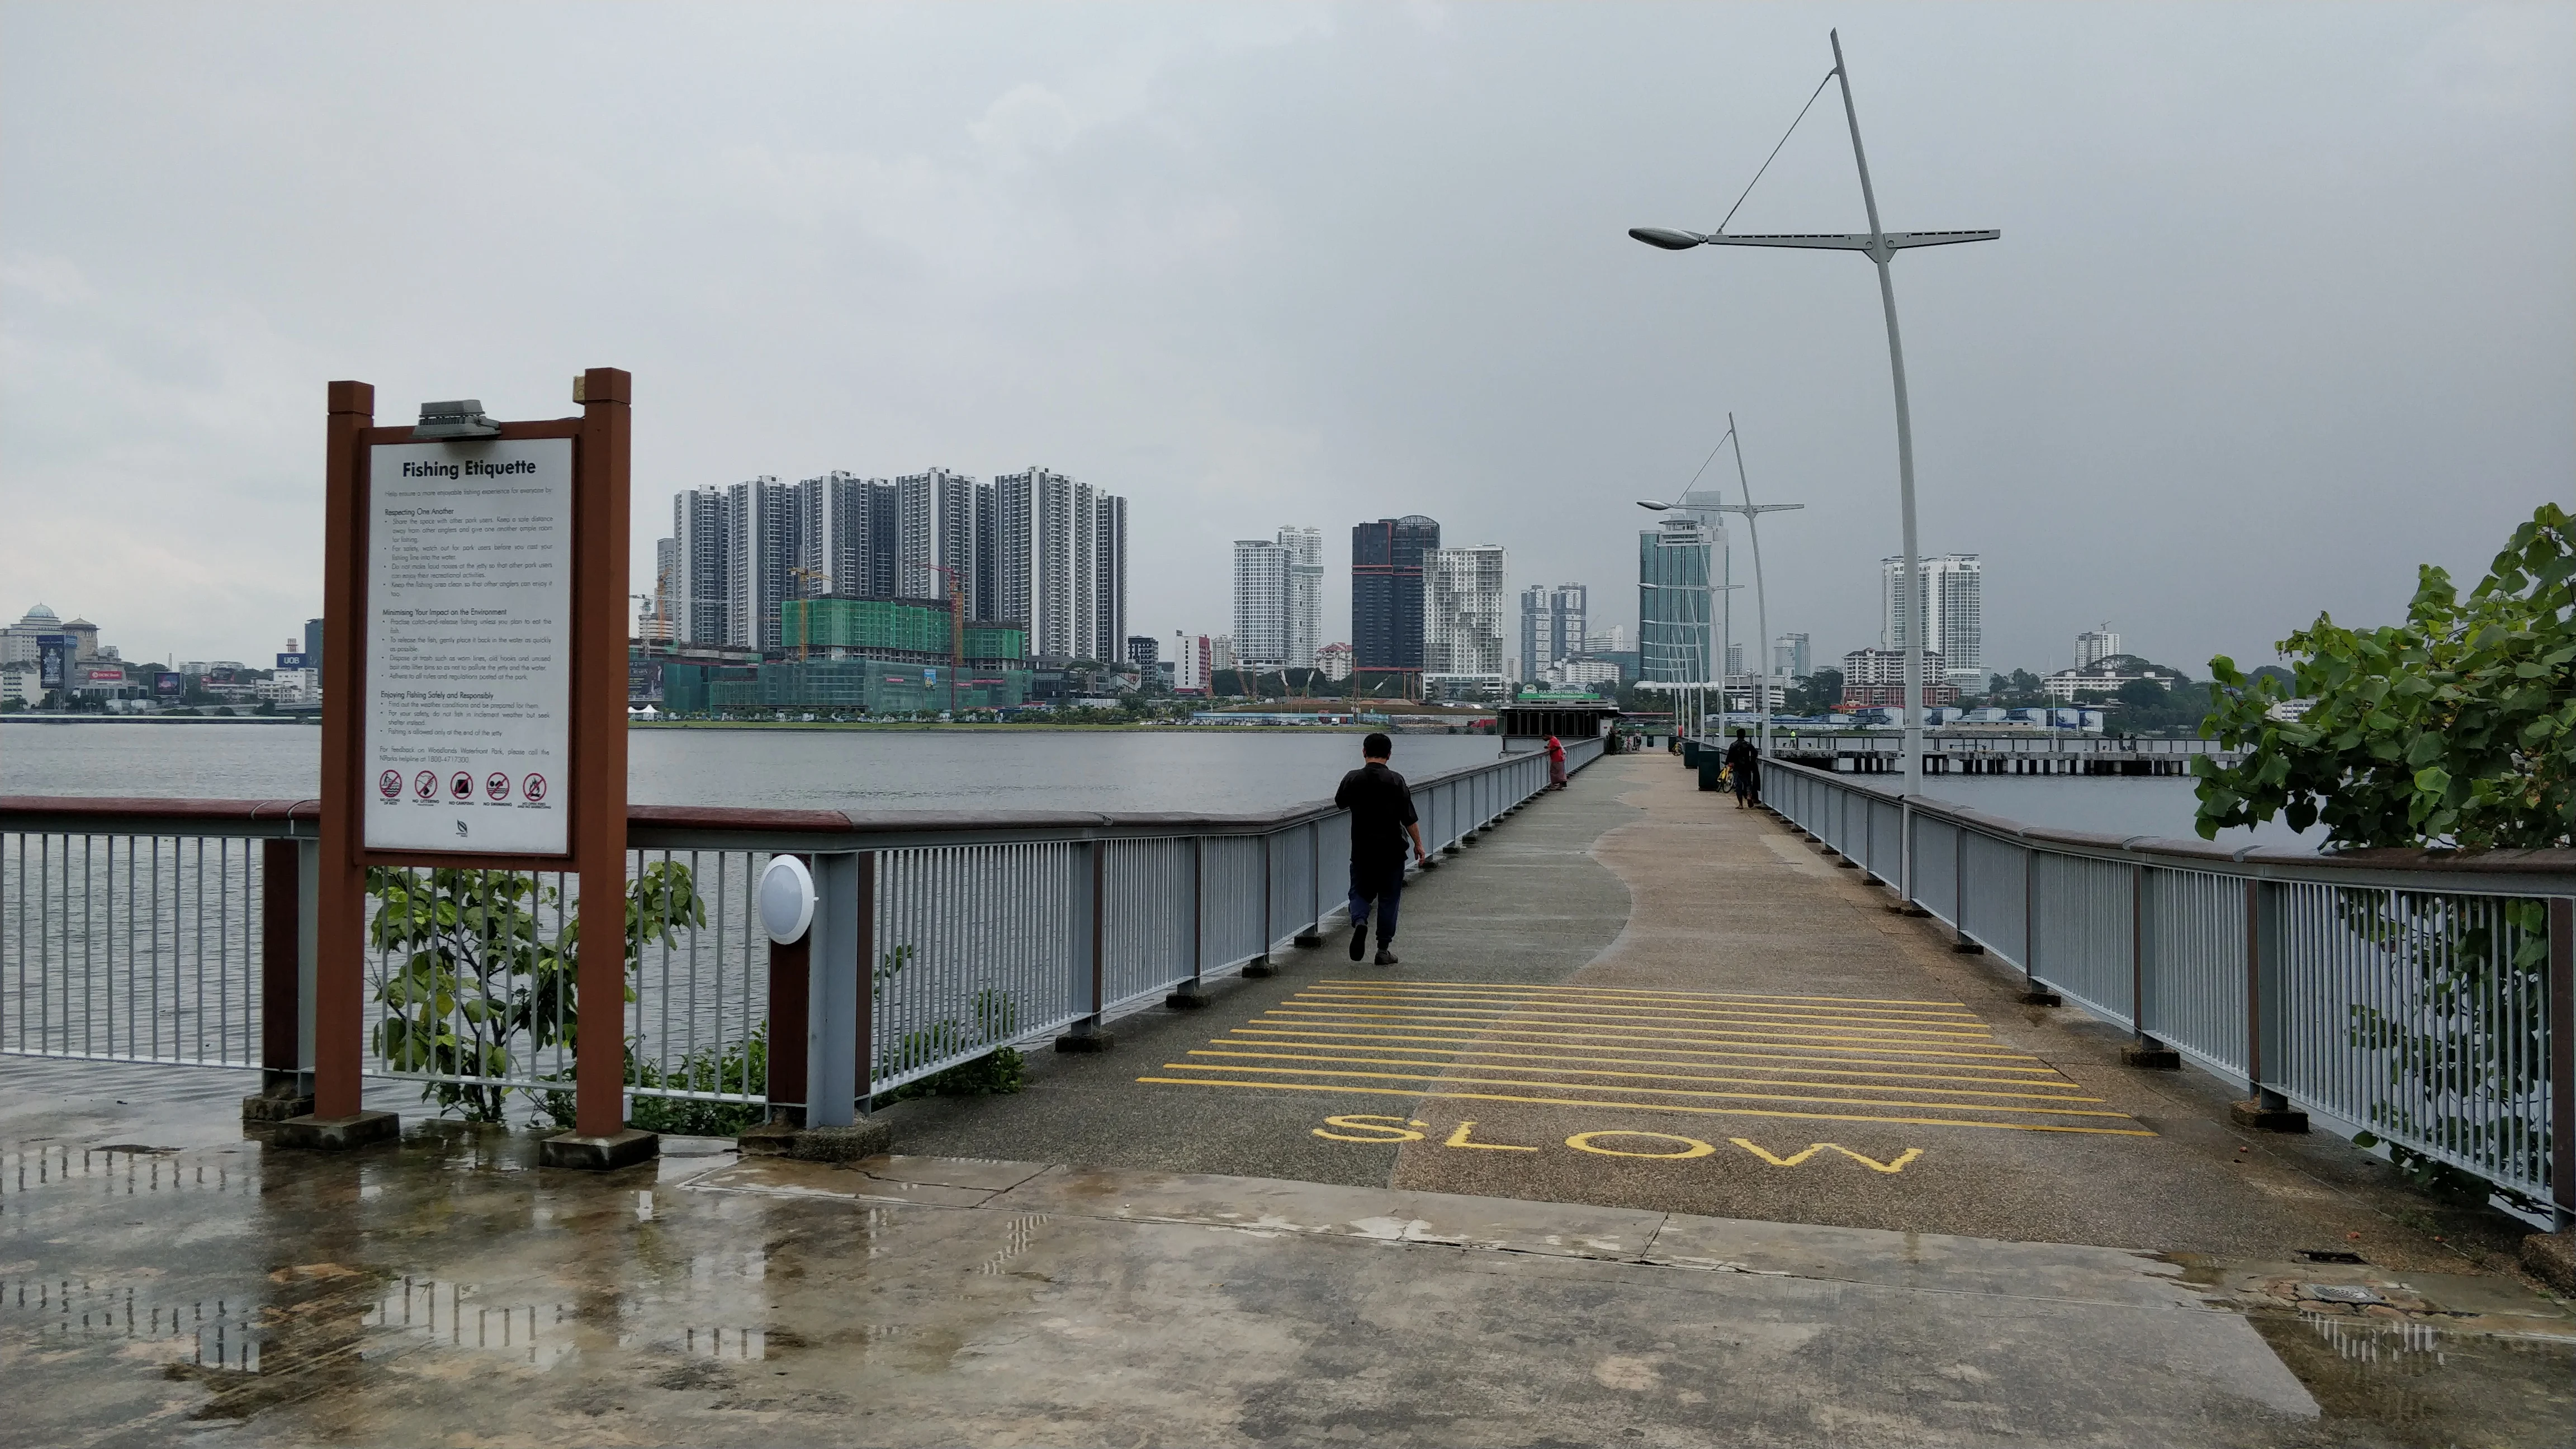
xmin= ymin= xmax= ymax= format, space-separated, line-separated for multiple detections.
xmin=5 ymin=8 xmax=2563 ymax=676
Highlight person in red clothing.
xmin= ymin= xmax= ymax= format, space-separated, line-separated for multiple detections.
xmin=1545 ymin=734 xmax=1568 ymax=790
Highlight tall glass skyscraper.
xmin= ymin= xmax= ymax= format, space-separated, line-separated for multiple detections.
xmin=1639 ymin=517 xmax=1713 ymax=684
xmin=1351 ymin=514 xmax=1440 ymax=697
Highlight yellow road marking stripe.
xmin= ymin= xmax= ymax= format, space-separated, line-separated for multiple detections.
xmin=1271 ymin=1001 xmax=2000 ymax=1036
xmin=1229 ymin=1025 xmax=2051 ymax=1067
xmin=1261 ymin=1005 xmax=1997 ymax=1042
xmin=1292 ymin=989 xmax=1987 ymax=1027
xmin=1180 ymin=1049 xmax=2103 ymax=1102
xmin=1314 ymin=981 xmax=1972 ymax=1008
xmin=1155 ymin=1062 xmax=2137 ymax=1119
xmin=1132 ymin=1077 xmax=2160 ymax=1136
xmin=1204 ymin=1038 xmax=2079 ymax=1086
xmin=1241 ymin=1019 xmax=2042 ymax=1062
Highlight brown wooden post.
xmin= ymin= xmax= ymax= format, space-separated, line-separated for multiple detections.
xmin=765 ymin=925 xmax=810 ymax=1124
xmin=241 ymin=837 xmax=314 ymax=1119
xmin=571 ymin=368 xmax=634 ymax=1142
xmin=310 ymin=381 xmax=375 ymax=1130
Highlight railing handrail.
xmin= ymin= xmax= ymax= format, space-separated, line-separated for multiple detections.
xmin=1764 ymin=759 xmax=2576 ymax=893
xmin=0 ymin=740 xmax=1600 ymax=851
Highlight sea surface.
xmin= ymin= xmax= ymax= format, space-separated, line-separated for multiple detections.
xmin=2 ymin=719 xmax=2318 ymax=845
xmin=0 ymin=721 xmax=1511 ymax=816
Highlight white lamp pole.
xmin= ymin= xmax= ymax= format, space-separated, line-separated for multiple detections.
xmin=1630 ymin=29 xmax=1993 ymax=901
xmin=1712 ymin=413 xmax=1802 ymax=759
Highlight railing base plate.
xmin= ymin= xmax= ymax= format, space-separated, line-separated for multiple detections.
xmin=2229 ymin=1100 xmax=2310 ymax=1134
xmin=1165 ymin=986 xmax=1213 ymax=1009
xmin=740 ymin=1120 xmax=891 ymax=1162
xmin=1242 ymin=958 xmax=1279 ymax=978
xmin=1292 ymin=931 xmax=1325 ymax=947
xmin=1950 ymin=939 xmax=1985 ymax=955
xmin=2122 ymin=1045 xmax=2182 ymax=1071
xmin=539 ymin=1128 xmax=660 ymax=1171
xmin=1054 ymin=1030 xmax=1118 ymax=1053
xmin=2018 ymin=988 xmax=2062 ymax=1007
xmin=272 ymin=1110 xmax=400 ymax=1152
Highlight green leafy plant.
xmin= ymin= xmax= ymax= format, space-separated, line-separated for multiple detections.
xmin=366 ymin=860 xmax=705 ymax=1123
xmin=2190 ymin=504 xmax=2568 ymax=1214
xmin=870 ymin=946 xmax=1027 ymax=1104
xmin=2194 ymin=502 xmax=2572 ymax=850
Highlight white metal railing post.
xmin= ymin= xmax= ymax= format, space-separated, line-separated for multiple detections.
xmin=1054 ymin=838 xmax=1115 ymax=1047
xmin=804 ymin=852 xmax=863 ymax=1128
xmin=1246 ymin=832 xmax=1278 ymax=976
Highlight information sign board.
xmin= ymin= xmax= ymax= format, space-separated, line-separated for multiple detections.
xmin=361 ymin=438 xmax=574 ymax=854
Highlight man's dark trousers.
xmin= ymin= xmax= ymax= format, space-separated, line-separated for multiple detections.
xmin=1349 ymin=859 xmax=1403 ymax=948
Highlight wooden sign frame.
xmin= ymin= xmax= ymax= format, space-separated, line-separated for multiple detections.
xmin=309 ymin=371 xmax=634 ymax=1144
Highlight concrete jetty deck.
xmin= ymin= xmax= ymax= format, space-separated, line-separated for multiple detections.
xmin=4 ymin=754 xmax=2570 ymax=1446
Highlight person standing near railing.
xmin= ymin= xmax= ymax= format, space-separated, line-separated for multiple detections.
xmin=1724 ymin=727 xmax=1762 ymax=809
xmin=1546 ymin=735 xmax=1568 ymax=790
xmin=1336 ymin=731 xmax=1428 ymax=966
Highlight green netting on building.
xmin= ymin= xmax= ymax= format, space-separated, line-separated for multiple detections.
xmin=778 ymin=598 xmax=1025 ymax=662
xmin=699 ymin=660 xmax=1031 ymax=714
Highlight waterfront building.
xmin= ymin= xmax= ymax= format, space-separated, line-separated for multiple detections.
xmin=1280 ymin=526 xmax=1322 ymax=669
xmin=726 ymin=476 xmax=803 ymax=653
xmin=801 ymin=471 xmax=898 ymax=602
xmin=1882 ymin=553 xmax=1983 ymax=693
xmin=1 ymin=604 xmax=101 ymax=667
xmin=303 ymin=618 xmax=324 ymax=671
xmin=1774 ymin=632 xmax=1811 ymax=680
xmin=1125 ymin=635 xmax=1158 ymax=668
xmin=1638 ymin=518 xmax=1714 ymax=684
xmin=1316 ymin=641 xmax=1352 ymax=682
xmin=1518 ymin=584 xmax=1588 ymax=683
xmin=1351 ymin=514 xmax=1439 ymax=696
xmin=1423 ymin=544 xmax=1508 ymax=699
xmin=1169 ymin=632 xmax=1211 ymax=693
xmin=1232 ymin=537 xmax=1290 ymax=670
xmin=993 ymin=467 xmax=1126 ymax=663
xmin=2075 ymin=627 xmax=2122 ymax=668
xmin=671 ymin=486 xmax=730 ymax=647
xmin=1841 ymin=647 xmax=1959 ymax=708
xmin=1585 ymin=624 xmax=1627 ymax=655
xmin=2044 ymin=653 xmax=2186 ymax=702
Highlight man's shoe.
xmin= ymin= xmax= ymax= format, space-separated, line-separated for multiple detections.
xmin=1347 ymin=924 xmax=1368 ymax=962
xmin=1374 ymin=949 xmax=1399 ymax=966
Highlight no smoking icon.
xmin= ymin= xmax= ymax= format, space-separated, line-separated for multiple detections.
xmin=522 ymin=773 xmax=549 ymax=804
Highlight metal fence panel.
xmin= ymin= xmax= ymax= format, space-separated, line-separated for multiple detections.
xmin=1959 ymin=830 xmax=2029 ymax=967
xmin=1913 ymin=816 xmax=1960 ymax=927
xmin=2272 ymin=883 xmax=2551 ymax=1204
xmin=2142 ymin=866 xmax=2248 ymax=1077
xmin=872 ymin=840 xmax=1086 ymax=1096
xmin=2029 ymin=853 xmax=2134 ymax=1027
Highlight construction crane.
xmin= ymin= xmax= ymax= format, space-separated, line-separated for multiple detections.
xmin=788 ymin=566 xmax=826 ymax=661
xmin=917 ymin=562 xmax=967 ymax=717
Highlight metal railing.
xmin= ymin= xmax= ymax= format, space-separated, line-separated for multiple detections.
xmin=0 ymin=735 xmax=1605 ymax=1118
xmin=1767 ymin=760 xmax=2573 ymax=1219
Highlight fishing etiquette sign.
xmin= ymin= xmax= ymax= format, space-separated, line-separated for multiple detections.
xmin=361 ymin=438 xmax=574 ymax=854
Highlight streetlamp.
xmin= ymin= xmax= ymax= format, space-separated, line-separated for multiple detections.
xmin=1645 ymin=414 xmax=1803 ymax=757
xmin=1631 ymin=29 xmax=1993 ymax=897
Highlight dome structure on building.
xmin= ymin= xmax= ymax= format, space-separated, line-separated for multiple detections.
xmin=17 ymin=604 xmax=59 ymax=628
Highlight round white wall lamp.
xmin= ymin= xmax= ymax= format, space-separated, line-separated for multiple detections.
xmin=757 ymin=855 xmax=816 ymax=944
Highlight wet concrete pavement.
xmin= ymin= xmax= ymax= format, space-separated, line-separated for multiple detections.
xmin=5 ymin=753 xmax=2573 ymax=1445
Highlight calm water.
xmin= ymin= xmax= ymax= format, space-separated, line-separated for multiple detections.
xmin=4 ymin=719 xmax=2323 ymax=845
xmin=0 ymin=721 xmax=1513 ymax=816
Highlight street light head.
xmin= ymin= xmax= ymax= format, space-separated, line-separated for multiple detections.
xmin=1635 ymin=500 xmax=1672 ymax=512
xmin=1629 ymin=227 xmax=1708 ymax=251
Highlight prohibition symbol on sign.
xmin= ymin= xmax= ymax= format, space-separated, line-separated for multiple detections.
xmin=413 ymin=770 xmax=438 ymax=801
xmin=448 ymin=772 xmax=474 ymax=802
xmin=485 ymin=772 xmax=512 ymax=801
xmin=378 ymin=769 xmax=402 ymax=801
xmin=522 ymin=773 xmax=549 ymax=804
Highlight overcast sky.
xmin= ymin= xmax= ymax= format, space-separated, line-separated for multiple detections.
xmin=4 ymin=2 xmax=2568 ymax=678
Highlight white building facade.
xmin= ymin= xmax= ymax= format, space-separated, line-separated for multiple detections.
xmin=1882 ymin=553 xmax=1983 ymax=693
xmin=1423 ymin=544 xmax=1508 ymax=697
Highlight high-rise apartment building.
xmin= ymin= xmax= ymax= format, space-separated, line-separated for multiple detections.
xmin=1423 ymin=544 xmax=1508 ymax=697
xmin=1882 ymin=553 xmax=1983 ymax=692
xmin=1773 ymin=632 xmax=1811 ymax=679
xmin=992 ymin=467 xmax=1128 ymax=662
xmin=673 ymin=486 xmax=731 ymax=647
xmin=1279 ymin=526 xmax=1322 ymax=669
xmin=897 ymin=467 xmax=979 ymax=605
xmin=659 ymin=466 xmax=1121 ymax=659
xmin=1518 ymin=584 xmax=1588 ymax=681
xmin=1351 ymin=515 xmax=1439 ymax=695
xmin=1231 ymin=525 xmax=1319 ymax=670
xmin=2075 ymin=627 xmax=2121 ymax=667
xmin=1639 ymin=518 xmax=1715 ymax=683
xmin=643 ymin=539 xmax=678 ymax=642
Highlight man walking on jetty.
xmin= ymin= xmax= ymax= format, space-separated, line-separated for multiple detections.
xmin=1336 ymin=731 xmax=1428 ymax=965
xmin=1723 ymin=727 xmax=1762 ymax=809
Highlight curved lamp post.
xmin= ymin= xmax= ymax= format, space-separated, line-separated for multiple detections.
xmin=1630 ymin=29 xmax=1993 ymax=901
